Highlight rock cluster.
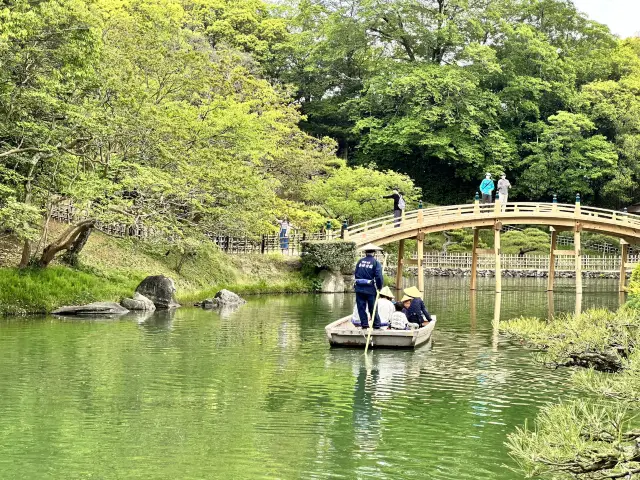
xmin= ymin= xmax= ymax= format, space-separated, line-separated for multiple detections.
xmin=196 ymin=289 xmax=246 ymax=309
xmin=134 ymin=275 xmax=180 ymax=309
xmin=317 ymin=270 xmax=355 ymax=293
xmin=52 ymin=275 xmax=179 ymax=317
xmin=52 ymin=302 xmax=129 ymax=316
xmin=120 ymin=292 xmax=156 ymax=311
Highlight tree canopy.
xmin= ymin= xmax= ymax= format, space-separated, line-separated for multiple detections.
xmin=0 ymin=0 xmax=419 ymax=266
xmin=274 ymin=0 xmax=640 ymax=206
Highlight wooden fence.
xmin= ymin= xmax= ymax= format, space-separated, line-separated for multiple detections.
xmin=406 ymin=253 xmax=639 ymax=272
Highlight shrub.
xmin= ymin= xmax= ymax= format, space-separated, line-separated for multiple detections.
xmin=301 ymin=240 xmax=357 ymax=274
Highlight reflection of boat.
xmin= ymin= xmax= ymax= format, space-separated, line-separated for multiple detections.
xmin=325 ymin=316 xmax=436 ymax=349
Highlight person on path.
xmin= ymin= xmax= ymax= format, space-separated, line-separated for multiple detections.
xmin=383 ymin=189 xmax=405 ymax=227
xmin=377 ymin=286 xmax=395 ymax=327
xmin=497 ymin=173 xmax=511 ymax=213
xmin=403 ymin=286 xmax=433 ymax=327
xmin=390 ymin=299 xmax=416 ymax=330
xmin=479 ymin=173 xmax=494 ymax=205
xmin=354 ymin=243 xmax=384 ymax=330
xmin=277 ymin=217 xmax=291 ymax=254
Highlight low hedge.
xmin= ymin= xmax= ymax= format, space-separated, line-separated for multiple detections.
xmin=301 ymin=240 xmax=357 ymax=274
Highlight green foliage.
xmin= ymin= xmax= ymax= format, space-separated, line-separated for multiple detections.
xmin=275 ymin=0 xmax=640 ymax=207
xmin=300 ymin=240 xmax=356 ymax=274
xmin=502 ymin=228 xmax=549 ymax=255
xmin=0 ymin=0 xmax=363 ymax=266
xmin=445 ymin=229 xmax=487 ymax=253
xmin=303 ymin=165 xmax=420 ymax=224
xmin=503 ymin=307 xmax=640 ymax=479
xmin=0 ymin=267 xmax=142 ymax=316
xmin=507 ymin=400 xmax=640 ymax=480
xmin=501 ymin=309 xmax=640 ymax=371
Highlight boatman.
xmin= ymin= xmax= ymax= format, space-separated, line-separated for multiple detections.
xmin=354 ymin=243 xmax=384 ymax=330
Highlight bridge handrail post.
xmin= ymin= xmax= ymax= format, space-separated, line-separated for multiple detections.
xmin=474 ymin=192 xmax=480 ymax=215
xmin=494 ymin=198 xmax=502 ymax=217
xmin=575 ymin=193 xmax=581 ymax=218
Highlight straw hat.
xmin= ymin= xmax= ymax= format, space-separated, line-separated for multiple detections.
xmin=400 ymin=295 xmax=413 ymax=302
xmin=404 ymin=286 xmax=422 ymax=298
xmin=379 ymin=286 xmax=394 ymax=299
xmin=358 ymin=243 xmax=383 ymax=252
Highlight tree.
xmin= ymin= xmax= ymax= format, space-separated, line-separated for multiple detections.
xmin=0 ymin=0 xmax=347 ymax=267
xmin=502 ymin=228 xmax=549 ymax=255
xmin=303 ymin=164 xmax=420 ymax=224
xmin=274 ymin=0 xmax=640 ymax=207
xmin=501 ymin=307 xmax=640 ymax=479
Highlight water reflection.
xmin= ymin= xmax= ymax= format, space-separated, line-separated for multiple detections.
xmin=0 ymin=278 xmax=628 ymax=480
xmin=135 ymin=308 xmax=175 ymax=332
xmin=493 ymin=293 xmax=501 ymax=352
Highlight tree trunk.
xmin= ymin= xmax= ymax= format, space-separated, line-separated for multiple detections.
xmin=39 ymin=219 xmax=96 ymax=268
xmin=18 ymin=240 xmax=31 ymax=268
xmin=61 ymin=226 xmax=93 ymax=266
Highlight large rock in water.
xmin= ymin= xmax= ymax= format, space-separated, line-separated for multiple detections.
xmin=135 ymin=275 xmax=180 ymax=309
xmin=121 ymin=292 xmax=156 ymax=311
xmin=200 ymin=289 xmax=246 ymax=309
xmin=318 ymin=270 xmax=346 ymax=293
xmin=52 ymin=302 xmax=129 ymax=316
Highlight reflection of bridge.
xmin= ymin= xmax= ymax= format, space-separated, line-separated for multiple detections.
xmin=344 ymin=200 xmax=640 ymax=294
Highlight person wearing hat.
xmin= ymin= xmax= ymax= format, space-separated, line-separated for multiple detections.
xmin=354 ymin=243 xmax=385 ymax=329
xmin=497 ymin=173 xmax=511 ymax=213
xmin=383 ymin=189 xmax=405 ymax=227
xmin=377 ymin=286 xmax=395 ymax=327
xmin=390 ymin=299 xmax=415 ymax=330
xmin=403 ymin=286 xmax=433 ymax=327
xmin=479 ymin=173 xmax=494 ymax=205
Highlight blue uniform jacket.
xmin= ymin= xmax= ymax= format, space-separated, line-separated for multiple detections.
xmin=354 ymin=255 xmax=383 ymax=295
xmin=403 ymin=298 xmax=432 ymax=324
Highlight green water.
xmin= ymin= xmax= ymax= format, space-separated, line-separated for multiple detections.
xmin=0 ymin=278 xmax=625 ymax=479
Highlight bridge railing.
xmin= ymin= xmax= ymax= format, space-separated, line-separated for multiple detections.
xmin=346 ymin=202 xmax=640 ymax=242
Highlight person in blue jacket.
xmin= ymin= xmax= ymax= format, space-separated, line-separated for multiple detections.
xmin=403 ymin=286 xmax=433 ymax=327
xmin=479 ymin=172 xmax=494 ymax=204
xmin=354 ymin=243 xmax=384 ymax=329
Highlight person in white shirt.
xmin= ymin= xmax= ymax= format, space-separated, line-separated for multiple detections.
xmin=390 ymin=300 xmax=416 ymax=330
xmin=497 ymin=173 xmax=511 ymax=213
xmin=376 ymin=286 xmax=395 ymax=328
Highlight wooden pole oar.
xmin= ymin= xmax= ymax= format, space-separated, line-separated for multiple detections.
xmin=364 ymin=290 xmax=381 ymax=355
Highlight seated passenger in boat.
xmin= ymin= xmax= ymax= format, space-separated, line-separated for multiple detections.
xmin=352 ymin=303 xmax=368 ymax=327
xmin=390 ymin=301 xmax=416 ymax=330
xmin=377 ymin=286 xmax=396 ymax=327
xmin=403 ymin=286 xmax=433 ymax=327
xmin=351 ymin=299 xmax=391 ymax=328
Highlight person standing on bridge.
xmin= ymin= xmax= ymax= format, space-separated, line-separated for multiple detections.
xmin=383 ymin=189 xmax=405 ymax=227
xmin=497 ymin=173 xmax=511 ymax=213
xmin=479 ymin=173 xmax=494 ymax=205
xmin=354 ymin=243 xmax=384 ymax=330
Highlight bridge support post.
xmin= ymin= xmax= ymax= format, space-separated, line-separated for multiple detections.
xmin=417 ymin=232 xmax=424 ymax=293
xmin=494 ymin=222 xmax=502 ymax=293
xmin=620 ymin=240 xmax=629 ymax=292
xmin=575 ymin=224 xmax=582 ymax=295
xmin=470 ymin=228 xmax=479 ymax=291
xmin=547 ymin=227 xmax=557 ymax=292
xmin=395 ymin=239 xmax=405 ymax=291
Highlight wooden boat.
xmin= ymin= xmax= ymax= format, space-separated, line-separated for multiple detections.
xmin=325 ymin=316 xmax=436 ymax=349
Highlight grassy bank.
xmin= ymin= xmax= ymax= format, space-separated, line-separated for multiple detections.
xmin=0 ymin=223 xmax=313 ymax=315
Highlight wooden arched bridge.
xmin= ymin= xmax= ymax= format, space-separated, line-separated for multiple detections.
xmin=343 ymin=200 xmax=640 ymax=294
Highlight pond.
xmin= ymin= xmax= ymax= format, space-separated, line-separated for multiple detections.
xmin=0 ymin=277 xmax=625 ymax=479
